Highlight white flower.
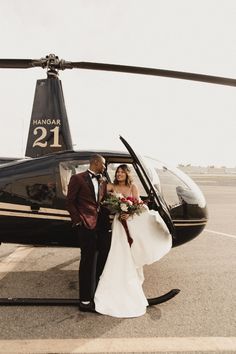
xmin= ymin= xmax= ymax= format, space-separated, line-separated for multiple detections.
xmin=127 ymin=200 xmax=133 ymax=205
xmin=120 ymin=203 xmax=128 ymax=212
xmin=116 ymin=193 xmax=124 ymax=199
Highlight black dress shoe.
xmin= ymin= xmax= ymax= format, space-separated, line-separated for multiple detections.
xmin=79 ymin=301 xmax=96 ymax=313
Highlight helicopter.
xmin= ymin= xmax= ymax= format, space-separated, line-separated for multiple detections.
xmin=0 ymin=54 xmax=234 ymax=306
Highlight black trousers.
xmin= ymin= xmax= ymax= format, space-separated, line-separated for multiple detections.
xmin=78 ymin=213 xmax=111 ymax=301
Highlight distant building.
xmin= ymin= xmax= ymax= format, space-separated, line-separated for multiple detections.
xmin=178 ymin=165 xmax=236 ymax=175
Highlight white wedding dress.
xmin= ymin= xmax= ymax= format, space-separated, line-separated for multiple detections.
xmin=94 ymin=204 xmax=172 ymax=318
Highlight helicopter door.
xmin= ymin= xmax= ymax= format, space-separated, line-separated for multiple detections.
xmin=119 ymin=136 xmax=176 ymax=238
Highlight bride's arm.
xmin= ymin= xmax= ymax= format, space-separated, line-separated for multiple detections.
xmin=106 ymin=182 xmax=114 ymax=193
xmin=131 ymin=183 xmax=140 ymax=200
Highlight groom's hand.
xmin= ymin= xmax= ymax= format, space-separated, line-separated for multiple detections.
xmin=72 ymin=221 xmax=83 ymax=228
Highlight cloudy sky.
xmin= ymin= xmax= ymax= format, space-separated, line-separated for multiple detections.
xmin=0 ymin=0 xmax=236 ymax=167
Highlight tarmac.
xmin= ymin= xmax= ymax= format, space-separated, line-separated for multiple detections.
xmin=0 ymin=173 xmax=235 ymax=353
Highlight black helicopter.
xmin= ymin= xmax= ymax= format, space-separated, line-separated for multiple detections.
xmin=0 ymin=54 xmax=234 ymax=306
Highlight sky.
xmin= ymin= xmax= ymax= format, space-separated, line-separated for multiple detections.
xmin=0 ymin=0 xmax=236 ymax=167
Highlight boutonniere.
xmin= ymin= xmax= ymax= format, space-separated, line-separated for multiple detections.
xmin=99 ymin=176 xmax=107 ymax=184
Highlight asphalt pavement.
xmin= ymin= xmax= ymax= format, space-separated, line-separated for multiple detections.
xmin=0 ymin=174 xmax=235 ymax=353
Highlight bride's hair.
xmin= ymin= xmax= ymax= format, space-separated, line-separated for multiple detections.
xmin=113 ymin=164 xmax=133 ymax=186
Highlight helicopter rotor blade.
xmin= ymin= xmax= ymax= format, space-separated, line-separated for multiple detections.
xmin=0 ymin=59 xmax=44 ymax=69
xmin=68 ymin=61 xmax=236 ymax=87
xmin=1 ymin=56 xmax=236 ymax=87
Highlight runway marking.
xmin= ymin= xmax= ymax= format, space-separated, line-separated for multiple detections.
xmin=0 ymin=246 xmax=34 ymax=280
xmin=205 ymin=228 xmax=236 ymax=239
xmin=0 ymin=337 xmax=235 ymax=353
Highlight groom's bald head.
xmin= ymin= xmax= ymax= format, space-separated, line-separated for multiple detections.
xmin=89 ymin=154 xmax=106 ymax=174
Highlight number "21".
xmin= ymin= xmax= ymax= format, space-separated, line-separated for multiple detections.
xmin=33 ymin=126 xmax=62 ymax=148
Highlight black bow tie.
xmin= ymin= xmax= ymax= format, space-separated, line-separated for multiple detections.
xmin=89 ymin=172 xmax=101 ymax=181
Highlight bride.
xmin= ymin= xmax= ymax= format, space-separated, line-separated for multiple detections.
xmin=94 ymin=164 xmax=172 ymax=318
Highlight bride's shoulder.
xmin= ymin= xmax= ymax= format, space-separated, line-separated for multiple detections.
xmin=107 ymin=182 xmax=115 ymax=192
xmin=130 ymin=183 xmax=138 ymax=192
xmin=130 ymin=183 xmax=140 ymax=199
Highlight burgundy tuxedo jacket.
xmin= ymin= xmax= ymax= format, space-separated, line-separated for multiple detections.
xmin=66 ymin=170 xmax=107 ymax=230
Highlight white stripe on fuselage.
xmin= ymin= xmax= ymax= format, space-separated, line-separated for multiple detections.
xmin=0 ymin=210 xmax=71 ymax=220
xmin=0 ymin=202 xmax=69 ymax=215
xmin=0 ymin=202 xmax=207 ymax=225
xmin=0 ymin=202 xmax=70 ymax=220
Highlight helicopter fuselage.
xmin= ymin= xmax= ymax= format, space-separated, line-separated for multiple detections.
xmin=0 ymin=150 xmax=208 ymax=248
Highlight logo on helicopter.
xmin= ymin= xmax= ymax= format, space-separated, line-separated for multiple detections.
xmin=32 ymin=119 xmax=62 ymax=148
xmin=32 ymin=119 xmax=61 ymax=126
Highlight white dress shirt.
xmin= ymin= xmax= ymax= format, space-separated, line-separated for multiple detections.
xmin=88 ymin=169 xmax=99 ymax=201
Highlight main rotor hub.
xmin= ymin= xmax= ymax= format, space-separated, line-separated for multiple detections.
xmin=44 ymin=54 xmax=60 ymax=78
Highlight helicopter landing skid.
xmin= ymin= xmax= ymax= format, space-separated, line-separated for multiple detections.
xmin=0 ymin=289 xmax=180 ymax=306
xmin=147 ymin=288 xmax=180 ymax=306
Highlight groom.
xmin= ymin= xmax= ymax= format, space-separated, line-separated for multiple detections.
xmin=66 ymin=154 xmax=111 ymax=312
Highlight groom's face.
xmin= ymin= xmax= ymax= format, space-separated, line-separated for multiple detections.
xmin=95 ymin=157 xmax=106 ymax=174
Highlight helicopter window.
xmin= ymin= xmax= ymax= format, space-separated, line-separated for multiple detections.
xmin=106 ymin=163 xmax=148 ymax=197
xmin=142 ymin=156 xmax=206 ymax=208
xmin=156 ymin=167 xmax=188 ymax=207
xmin=12 ymin=173 xmax=56 ymax=205
xmin=142 ymin=156 xmax=188 ymax=207
xmin=59 ymin=160 xmax=89 ymax=196
xmin=0 ymin=180 xmax=12 ymax=201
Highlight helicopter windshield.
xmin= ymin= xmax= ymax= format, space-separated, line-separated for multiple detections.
xmin=141 ymin=156 xmax=206 ymax=209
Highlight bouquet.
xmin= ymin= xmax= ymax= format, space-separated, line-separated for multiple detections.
xmin=102 ymin=193 xmax=146 ymax=217
xmin=102 ymin=193 xmax=146 ymax=246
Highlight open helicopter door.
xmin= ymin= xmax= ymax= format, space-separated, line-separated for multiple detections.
xmin=119 ymin=136 xmax=176 ymax=239
xmin=25 ymin=77 xmax=73 ymax=158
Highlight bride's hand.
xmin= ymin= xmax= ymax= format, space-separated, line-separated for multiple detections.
xmin=120 ymin=212 xmax=129 ymax=220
